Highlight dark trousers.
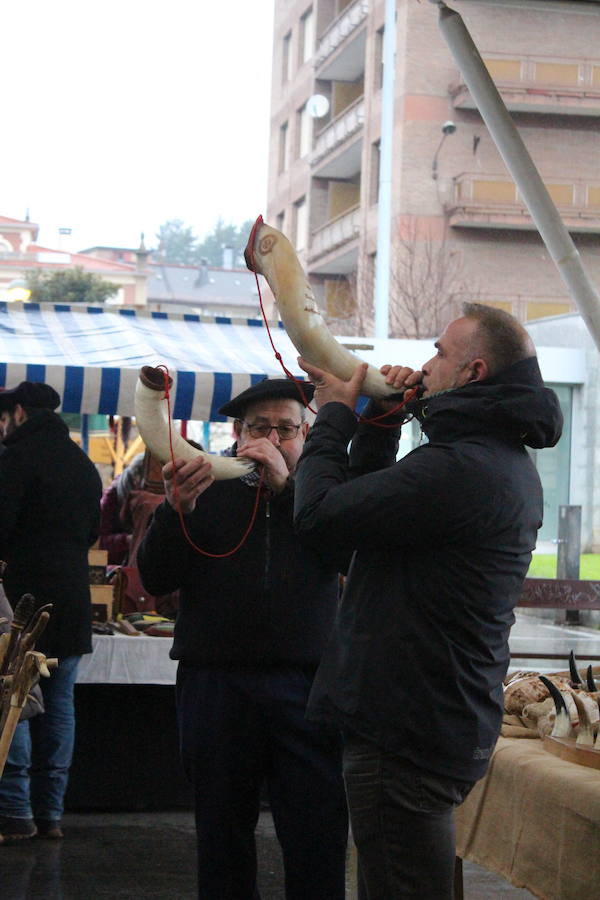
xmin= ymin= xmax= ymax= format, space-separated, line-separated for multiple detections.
xmin=176 ymin=664 xmax=348 ymax=900
xmin=343 ymin=736 xmax=474 ymax=900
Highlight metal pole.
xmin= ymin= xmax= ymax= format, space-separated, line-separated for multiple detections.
xmin=374 ymin=0 xmax=396 ymax=339
xmin=436 ymin=2 xmax=600 ymax=352
xmin=557 ymin=505 xmax=582 ymax=625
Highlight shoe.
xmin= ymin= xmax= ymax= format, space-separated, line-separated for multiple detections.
xmin=35 ymin=819 xmax=64 ymax=840
xmin=0 ymin=815 xmax=37 ymax=844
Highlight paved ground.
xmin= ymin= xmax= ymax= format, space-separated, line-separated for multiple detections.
xmin=0 ymin=809 xmax=535 ymax=899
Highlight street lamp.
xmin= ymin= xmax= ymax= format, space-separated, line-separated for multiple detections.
xmin=6 ymin=278 xmax=32 ymax=303
xmin=432 ymin=120 xmax=457 ymax=180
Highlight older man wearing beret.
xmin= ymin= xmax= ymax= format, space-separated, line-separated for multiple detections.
xmin=138 ymin=378 xmax=348 ymax=900
xmin=0 ymin=381 xmax=102 ymax=844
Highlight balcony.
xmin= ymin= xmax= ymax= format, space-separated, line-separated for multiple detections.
xmin=446 ymin=174 xmax=600 ymax=233
xmin=451 ymin=55 xmax=600 ymax=116
xmin=311 ymin=97 xmax=365 ymax=177
xmin=308 ymin=206 xmax=360 ymax=275
xmin=315 ymin=0 xmax=368 ymax=82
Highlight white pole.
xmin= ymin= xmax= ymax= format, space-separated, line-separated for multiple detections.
xmin=374 ymin=0 xmax=396 ymax=339
xmin=437 ymin=2 xmax=600 ymax=351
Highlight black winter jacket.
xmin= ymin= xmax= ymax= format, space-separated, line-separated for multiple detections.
xmin=293 ymin=357 xmax=563 ymax=782
xmin=0 ymin=410 xmax=102 ymax=659
xmin=137 ymin=471 xmax=343 ymax=669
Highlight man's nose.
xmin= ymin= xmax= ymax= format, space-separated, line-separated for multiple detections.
xmin=268 ymin=428 xmax=281 ymax=445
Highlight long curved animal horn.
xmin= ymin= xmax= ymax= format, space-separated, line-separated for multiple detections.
xmin=586 ymin=665 xmax=598 ymax=692
xmin=134 ymin=367 xmax=254 ymax=481
xmin=245 ymin=216 xmax=416 ymax=402
xmin=569 ymin=650 xmax=583 ymax=686
xmin=539 ymin=675 xmax=574 ymax=738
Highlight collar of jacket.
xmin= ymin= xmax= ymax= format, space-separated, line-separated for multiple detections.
xmin=2 ymin=409 xmax=69 ymax=448
xmin=412 ymin=356 xmax=563 ymax=450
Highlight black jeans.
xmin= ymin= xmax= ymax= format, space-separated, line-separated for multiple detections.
xmin=343 ymin=735 xmax=474 ymax=900
xmin=177 ymin=664 xmax=348 ymax=900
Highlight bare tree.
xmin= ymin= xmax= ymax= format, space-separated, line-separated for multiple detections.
xmin=322 ymin=217 xmax=471 ymax=339
xmin=388 ymin=218 xmax=467 ymax=339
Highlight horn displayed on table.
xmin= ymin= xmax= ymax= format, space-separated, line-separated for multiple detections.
xmin=539 ymin=676 xmax=574 ymax=738
xmin=586 ymin=665 xmax=598 ymax=693
xmin=568 ymin=650 xmax=583 ymax=687
xmin=244 ymin=216 xmax=421 ymax=402
xmin=134 ymin=366 xmax=255 ymax=481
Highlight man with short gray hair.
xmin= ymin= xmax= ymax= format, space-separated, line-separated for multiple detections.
xmin=295 ymin=307 xmax=563 ymax=899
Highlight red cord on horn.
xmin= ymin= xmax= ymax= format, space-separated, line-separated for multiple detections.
xmin=156 ymin=366 xmax=264 ymax=558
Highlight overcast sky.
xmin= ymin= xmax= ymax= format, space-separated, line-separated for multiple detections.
xmin=3 ymin=0 xmax=275 ymax=252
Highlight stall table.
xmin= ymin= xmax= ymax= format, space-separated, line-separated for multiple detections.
xmin=455 ymin=736 xmax=600 ymax=900
xmin=66 ymin=634 xmax=192 ymax=811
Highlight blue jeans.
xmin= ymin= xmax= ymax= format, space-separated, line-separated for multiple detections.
xmin=343 ymin=735 xmax=474 ymax=900
xmin=177 ymin=664 xmax=348 ymax=900
xmin=0 ymin=655 xmax=81 ymax=822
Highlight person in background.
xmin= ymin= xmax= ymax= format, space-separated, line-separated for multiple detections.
xmin=293 ymin=304 xmax=563 ymax=899
xmin=0 ymin=381 xmax=102 ymax=844
xmin=98 ymin=452 xmax=145 ymax=565
xmin=137 ymin=378 xmax=348 ymax=900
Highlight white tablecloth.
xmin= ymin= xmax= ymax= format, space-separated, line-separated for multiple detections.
xmin=76 ymin=633 xmax=178 ymax=685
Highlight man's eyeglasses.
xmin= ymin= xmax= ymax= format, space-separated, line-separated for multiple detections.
xmin=239 ymin=421 xmax=302 ymax=441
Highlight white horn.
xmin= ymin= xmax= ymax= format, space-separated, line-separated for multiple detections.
xmin=134 ymin=366 xmax=254 ymax=480
xmin=244 ymin=216 xmax=406 ymax=401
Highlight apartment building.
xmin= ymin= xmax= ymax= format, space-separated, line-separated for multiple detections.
xmin=267 ymin=0 xmax=600 ymax=337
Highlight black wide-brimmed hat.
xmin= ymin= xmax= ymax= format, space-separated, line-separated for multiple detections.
xmin=218 ymin=378 xmax=314 ymax=419
xmin=0 ymin=381 xmax=61 ymax=413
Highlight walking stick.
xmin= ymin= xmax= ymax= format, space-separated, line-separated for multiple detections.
xmin=0 ymin=650 xmax=57 ymax=778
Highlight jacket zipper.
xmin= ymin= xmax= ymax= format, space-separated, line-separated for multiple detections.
xmin=264 ymin=496 xmax=271 ymax=592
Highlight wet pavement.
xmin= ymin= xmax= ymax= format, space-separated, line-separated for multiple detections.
xmin=509 ymin=611 xmax=600 ymax=672
xmin=0 ymin=810 xmax=535 ymax=899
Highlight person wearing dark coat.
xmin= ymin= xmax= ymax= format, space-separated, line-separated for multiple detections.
xmin=294 ymin=303 xmax=563 ymax=900
xmin=137 ymin=378 xmax=348 ymax=900
xmin=0 ymin=381 xmax=102 ymax=843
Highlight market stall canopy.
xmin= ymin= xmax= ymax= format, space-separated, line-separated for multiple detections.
xmin=0 ymin=302 xmax=307 ymax=420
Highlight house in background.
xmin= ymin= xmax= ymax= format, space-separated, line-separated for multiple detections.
xmin=0 ymin=215 xmax=149 ymax=306
xmin=81 ymin=243 xmax=276 ymax=319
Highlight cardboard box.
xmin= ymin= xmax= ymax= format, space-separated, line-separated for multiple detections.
xmin=88 ymin=549 xmax=108 ymax=585
xmin=91 ymin=584 xmax=113 ymax=622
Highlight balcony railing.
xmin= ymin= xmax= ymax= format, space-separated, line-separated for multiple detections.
xmin=315 ymin=0 xmax=369 ymax=70
xmin=311 ymin=97 xmax=365 ymax=167
xmin=309 ymin=206 xmax=361 ymax=261
xmin=446 ymin=174 xmax=600 ymax=232
xmin=451 ymin=54 xmax=600 ymax=116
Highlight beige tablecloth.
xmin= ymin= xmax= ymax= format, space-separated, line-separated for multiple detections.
xmin=456 ymin=736 xmax=600 ymax=900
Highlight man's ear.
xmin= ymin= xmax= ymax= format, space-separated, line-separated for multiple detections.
xmin=233 ymin=418 xmax=243 ymax=439
xmin=14 ymin=403 xmax=27 ymax=425
xmin=469 ymin=358 xmax=489 ymax=383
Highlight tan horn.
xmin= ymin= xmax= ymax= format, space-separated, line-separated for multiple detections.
xmin=134 ymin=367 xmax=254 ymax=480
xmin=244 ymin=216 xmax=412 ymax=401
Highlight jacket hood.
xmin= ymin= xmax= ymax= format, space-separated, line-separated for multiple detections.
xmin=414 ymin=356 xmax=563 ymax=450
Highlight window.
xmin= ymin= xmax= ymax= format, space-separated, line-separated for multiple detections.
xmin=370 ymin=140 xmax=381 ymax=205
xmin=300 ymin=8 xmax=315 ymax=65
xmin=276 ymin=211 xmax=285 ymax=233
xmin=374 ymin=27 xmax=384 ymax=90
xmin=279 ymin=121 xmax=289 ymax=173
xmin=296 ymin=104 xmax=312 ymax=159
xmin=282 ymin=31 xmax=292 ymax=83
xmin=294 ymin=197 xmax=308 ymax=252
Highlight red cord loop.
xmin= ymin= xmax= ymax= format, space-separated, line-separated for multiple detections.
xmin=155 ymin=364 xmax=265 ymax=558
xmin=250 ymin=248 xmax=417 ymax=428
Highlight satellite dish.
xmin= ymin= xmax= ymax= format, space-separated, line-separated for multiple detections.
xmin=306 ymin=94 xmax=330 ymax=119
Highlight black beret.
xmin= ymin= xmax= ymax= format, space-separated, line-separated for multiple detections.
xmin=218 ymin=377 xmax=314 ymax=418
xmin=0 ymin=381 xmax=61 ymax=413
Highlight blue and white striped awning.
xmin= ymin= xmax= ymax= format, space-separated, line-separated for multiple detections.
xmin=0 ymin=302 xmax=307 ymax=420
